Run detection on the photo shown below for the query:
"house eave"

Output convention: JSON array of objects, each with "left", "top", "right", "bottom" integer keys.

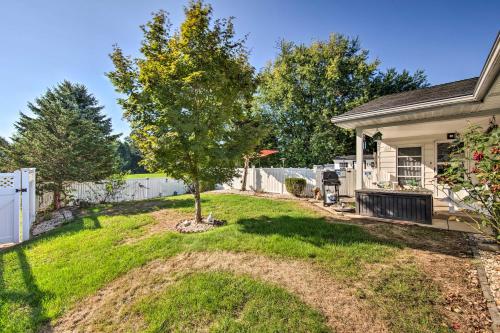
[
  {"left": 474, "top": 32, "right": 500, "bottom": 100},
  {"left": 332, "top": 32, "right": 500, "bottom": 130},
  {"left": 331, "top": 95, "right": 476, "bottom": 129}
]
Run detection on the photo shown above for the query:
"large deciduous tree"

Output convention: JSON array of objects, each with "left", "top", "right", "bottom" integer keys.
[
  {"left": 107, "top": 1, "right": 257, "bottom": 222},
  {"left": 257, "top": 36, "right": 427, "bottom": 167},
  {"left": 6, "top": 81, "right": 119, "bottom": 209}
]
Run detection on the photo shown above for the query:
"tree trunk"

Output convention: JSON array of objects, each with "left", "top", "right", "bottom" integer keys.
[
  {"left": 241, "top": 155, "right": 250, "bottom": 191},
  {"left": 193, "top": 179, "right": 202, "bottom": 223},
  {"left": 53, "top": 190, "right": 61, "bottom": 210}
]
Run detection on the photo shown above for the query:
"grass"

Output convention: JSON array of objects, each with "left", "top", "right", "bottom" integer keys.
[
  {"left": 136, "top": 272, "right": 329, "bottom": 333},
  {"left": 372, "top": 265, "right": 450, "bottom": 333},
  {"left": 0, "top": 193, "right": 452, "bottom": 332},
  {"left": 124, "top": 173, "right": 166, "bottom": 179}
]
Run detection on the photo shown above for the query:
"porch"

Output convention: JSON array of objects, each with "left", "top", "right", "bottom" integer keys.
[
  {"left": 317, "top": 196, "right": 487, "bottom": 234},
  {"left": 349, "top": 113, "right": 496, "bottom": 231},
  {"left": 356, "top": 114, "right": 494, "bottom": 196}
]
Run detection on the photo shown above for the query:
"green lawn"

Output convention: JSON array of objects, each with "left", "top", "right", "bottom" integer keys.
[
  {"left": 0, "top": 194, "right": 453, "bottom": 332},
  {"left": 124, "top": 173, "right": 166, "bottom": 179},
  {"left": 137, "top": 272, "right": 329, "bottom": 333}
]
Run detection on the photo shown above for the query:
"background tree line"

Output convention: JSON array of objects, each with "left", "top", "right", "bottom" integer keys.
[
  {"left": 0, "top": 1, "right": 428, "bottom": 213},
  {"left": 255, "top": 36, "right": 427, "bottom": 168}
]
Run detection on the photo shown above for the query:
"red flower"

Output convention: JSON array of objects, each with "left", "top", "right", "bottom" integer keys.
[
  {"left": 473, "top": 151, "right": 484, "bottom": 161},
  {"left": 491, "top": 147, "right": 500, "bottom": 154}
]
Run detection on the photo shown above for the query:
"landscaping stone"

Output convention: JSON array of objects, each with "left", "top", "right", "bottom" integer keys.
[
  {"left": 32, "top": 208, "right": 75, "bottom": 236},
  {"left": 469, "top": 235, "right": 500, "bottom": 332},
  {"left": 175, "top": 218, "right": 225, "bottom": 233},
  {"left": 480, "top": 250, "right": 500, "bottom": 308}
]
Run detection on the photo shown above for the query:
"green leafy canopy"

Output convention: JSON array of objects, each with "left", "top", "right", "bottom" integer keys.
[
  {"left": 107, "top": 1, "right": 260, "bottom": 187},
  {"left": 257, "top": 36, "right": 427, "bottom": 167}
]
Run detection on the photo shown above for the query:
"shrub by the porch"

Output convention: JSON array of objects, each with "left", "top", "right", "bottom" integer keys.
[
  {"left": 438, "top": 122, "right": 499, "bottom": 238},
  {"left": 285, "top": 178, "right": 306, "bottom": 196}
]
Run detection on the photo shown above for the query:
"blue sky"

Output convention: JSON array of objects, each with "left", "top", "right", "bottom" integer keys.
[{"left": 0, "top": 0, "right": 499, "bottom": 139}]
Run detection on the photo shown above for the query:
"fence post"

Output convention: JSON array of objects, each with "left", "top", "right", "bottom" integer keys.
[
  {"left": 281, "top": 168, "right": 287, "bottom": 194},
  {"left": 13, "top": 170, "right": 21, "bottom": 243},
  {"left": 251, "top": 167, "right": 255, "bottom": 190},
  {"left": 252, "top": 167, "right": 256, "bottom": 191},
  {"left": 20, "top": 169, "right": 31, "bottom": 241},
  {"left": 28, "top": 169, "right": 36, "bottom": 228}
]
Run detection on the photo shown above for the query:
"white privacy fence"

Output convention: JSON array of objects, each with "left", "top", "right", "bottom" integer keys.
[
  {"left": 0, "top": 168, "right": 36, "bottom": 244},
  {"left": 37, "top": 177, "right": 187, "bottom": 212},
  {"left": 35, "top": 167, "right": 363, "bottom": 212},
  {"left": 224, "top": 167, "right": 357, "bottom": 197}
]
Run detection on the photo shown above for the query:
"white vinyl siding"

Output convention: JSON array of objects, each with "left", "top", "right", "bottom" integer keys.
[{"left": 377, "top": 135, "right": 446, "bottom": 194}]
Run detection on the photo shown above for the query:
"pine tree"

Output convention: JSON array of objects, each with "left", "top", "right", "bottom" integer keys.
[
  {"left": 0, "top": 137, "right": 10, "bottom": 172},
  {"left": 7, "top": 81, "right": 120, "bottom": 208}
]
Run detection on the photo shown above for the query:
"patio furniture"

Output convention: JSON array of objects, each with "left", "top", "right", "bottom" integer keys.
[{"left": 355, "top": 189, "right": 433, "bottom": 224}]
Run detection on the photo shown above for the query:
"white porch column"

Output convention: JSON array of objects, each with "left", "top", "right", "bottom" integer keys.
[{"left": 355, "top": 128, "right": 364, "bottom": 190}]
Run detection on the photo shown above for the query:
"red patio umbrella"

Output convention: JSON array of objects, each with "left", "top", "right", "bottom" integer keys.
[{"left": 258, "top": 149, "right": 279, "bottom": 157}]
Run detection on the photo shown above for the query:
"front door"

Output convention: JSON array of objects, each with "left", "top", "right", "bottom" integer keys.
[{"left": 434, "top": 141, "right": 453, "bottom": 198}]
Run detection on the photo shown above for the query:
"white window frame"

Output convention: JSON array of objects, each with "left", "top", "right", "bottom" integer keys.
[
  {"left": 396, "top": 145, "right": 423, "bottom": 186},
  {"left": 339, "top": 161, "right": 349, "bottom": 169}
]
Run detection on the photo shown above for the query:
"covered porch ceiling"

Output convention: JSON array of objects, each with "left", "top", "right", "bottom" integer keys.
[{"left": 363, "top": 113, "right": 495, "bottom": 139}]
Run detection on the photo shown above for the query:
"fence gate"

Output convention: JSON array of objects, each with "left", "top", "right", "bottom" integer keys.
[{"left": 0, "top": 169, "right": 36, "bottom": 244}]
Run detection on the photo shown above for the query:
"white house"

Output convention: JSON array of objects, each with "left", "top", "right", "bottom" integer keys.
[
  {"left": 332, "top": 33, "right": 500, "bottom": 202},
  {"left": 332, "top": 154, "right": 375, "bottom": 171}
]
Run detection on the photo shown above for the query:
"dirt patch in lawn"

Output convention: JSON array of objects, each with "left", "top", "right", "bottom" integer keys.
[
  {"left": 364, "top": 222, "right": 471, "bottom": 256},
  {"left": 149, "top": 209, "right": 191, "bottom": 233},
  {"left": 302, "top": 200, "right": 491, "bottom": 331},
  {"left": 300, "top": 200, "right": 471, "bottom": 256},
  {"left": 119, "top": 210, "right": 192, "bottom": 244},
  {"left": 407, "top": 249, "right": 492, "bottom": 332},
  {"left": 46, "top": 251, "right": 388, "bottom": 333}
]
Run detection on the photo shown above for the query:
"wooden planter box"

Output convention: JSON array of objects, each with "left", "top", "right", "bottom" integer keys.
[{"left": 355, "top": 189, "right": 433, "bottom": 224}]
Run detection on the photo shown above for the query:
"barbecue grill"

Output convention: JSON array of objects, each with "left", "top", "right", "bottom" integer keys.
[{"left": 322, "top": 170, "right": 341, "bottom": 206}]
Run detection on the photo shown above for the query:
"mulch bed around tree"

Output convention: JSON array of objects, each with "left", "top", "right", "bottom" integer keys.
[{"left": 175, "top": 218, "right": 226, "bottom": 233}]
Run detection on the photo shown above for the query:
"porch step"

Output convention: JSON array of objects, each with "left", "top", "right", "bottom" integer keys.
[{"left": 433, "top": 210, "right": 481, "bottom": 224}]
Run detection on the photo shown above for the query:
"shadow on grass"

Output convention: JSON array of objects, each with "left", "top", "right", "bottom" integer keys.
[
  {"left": 2, "top": 197, "right": 197, "bottom": 252},
  {"left": 80, "top": 197, "right": 195, "bottom": 217},
  {"left": 236, "top": 215, "right": 396, "bottom": 248},
  {"left": 0, "top": 247, "right": 51, "bottom": 331}
]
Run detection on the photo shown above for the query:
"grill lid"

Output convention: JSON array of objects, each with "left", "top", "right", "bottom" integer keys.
[
  {"left": 322, "top": 170, "right": 341, "bottom": 185},
  {"left": 322, "top": 171, "right": 339, "bottom": 181}
]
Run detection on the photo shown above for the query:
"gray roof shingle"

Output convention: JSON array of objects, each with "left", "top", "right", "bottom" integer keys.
[{"left": 345, "top": 77, "right": 478, "bottom": 116}]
